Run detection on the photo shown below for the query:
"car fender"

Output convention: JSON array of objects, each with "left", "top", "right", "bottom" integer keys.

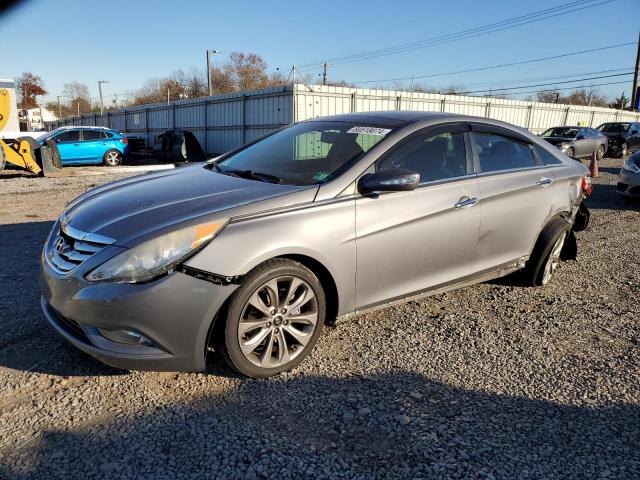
[{"left": 184, "top": 198, "right": 357, "bottom": 316}]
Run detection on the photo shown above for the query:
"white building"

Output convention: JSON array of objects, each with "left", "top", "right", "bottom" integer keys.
[{"left": 19, "top": 106, "right": 57, "bottom": 131}]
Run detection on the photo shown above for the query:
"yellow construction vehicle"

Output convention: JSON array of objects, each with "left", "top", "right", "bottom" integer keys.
[{"left": 0, "top": 87, "right": 64, "bottom": 176}]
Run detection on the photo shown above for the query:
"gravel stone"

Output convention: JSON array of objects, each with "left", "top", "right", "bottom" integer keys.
[{"left": 0, "top": 158, "right": 639, "bottom": 479}]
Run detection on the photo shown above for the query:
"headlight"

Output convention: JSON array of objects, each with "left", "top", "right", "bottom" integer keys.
[
  {"left": 86, "top": 220, "right": 227, "bottom": 283},
  {"left": 622, "top": 158, "right": 640, "bottom": 174}
]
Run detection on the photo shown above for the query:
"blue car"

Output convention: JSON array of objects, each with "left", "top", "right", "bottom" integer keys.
[{"left": 38, "top": 127, "right": 129, "bottom": 166}]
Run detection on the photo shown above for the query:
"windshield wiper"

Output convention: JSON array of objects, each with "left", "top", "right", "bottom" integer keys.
[{"left": 216, "top": 167, "right": 282, "bottom": 184}]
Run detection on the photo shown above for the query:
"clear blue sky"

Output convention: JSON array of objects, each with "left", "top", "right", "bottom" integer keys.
[{"left": 1, "top": 0, "right": 638, "bottom": 104}]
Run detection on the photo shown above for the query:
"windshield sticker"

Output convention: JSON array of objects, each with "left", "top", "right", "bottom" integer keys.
[{"left": 347, "top": 126, "right": 392, "bottom": 136}]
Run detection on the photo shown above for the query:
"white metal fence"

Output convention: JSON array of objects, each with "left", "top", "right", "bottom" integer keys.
[{"left": 47, "top": 84, "right": 640, "bottom": 155}]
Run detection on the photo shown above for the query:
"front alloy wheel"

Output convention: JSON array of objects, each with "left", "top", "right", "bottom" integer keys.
[
  {"left": 596, "top": 144, "right": 605, "bottom": 161},
  {"left": 216, "top": 259, "right": 326, "bottom": 378},
  {"left": 239, "top": 276, "right": 318, "bottom": 368}
]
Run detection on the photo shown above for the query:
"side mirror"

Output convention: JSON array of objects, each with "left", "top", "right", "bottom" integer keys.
[{"left": 358, "top": 168, "right": 420, "bottom": 194}]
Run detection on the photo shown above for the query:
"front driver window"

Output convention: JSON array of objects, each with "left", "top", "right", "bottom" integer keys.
[
  {"left": 377, "top": 131, "right": 467, "bottom": 183},
  {"left": 54, "top": 130, "right": 80, "bottom": 143}
]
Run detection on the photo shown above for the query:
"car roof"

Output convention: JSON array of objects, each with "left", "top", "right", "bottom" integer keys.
[
  {"left": 57, "top": 126, "right": 113, "bottom": 130},
  {"left": 305, "top": 111, "right": 476, "bottom": 128}
]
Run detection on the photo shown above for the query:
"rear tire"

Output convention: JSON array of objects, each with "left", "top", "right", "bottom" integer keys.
[
  {"left": 565, "top": 147, "right": 575, "bottom": 158},
  {"left": 217, "top": 258, "right": 326, "bottom": 378},
  {"left": 103, "top": 149, "right": 122, "bottom": 167},
  {"left": 521, "top": 218, "right": 571, "bottom": 287}
]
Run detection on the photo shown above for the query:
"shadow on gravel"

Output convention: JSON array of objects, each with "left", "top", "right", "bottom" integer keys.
[
  {"left": 586, "top": 183, "right": 640, "bottom": 211},
  {"left": 1, "top": 373, "right": 638, "bottom": 479},
  {"left": 0, "top": 221, "right": 124, "bottom": 377}
]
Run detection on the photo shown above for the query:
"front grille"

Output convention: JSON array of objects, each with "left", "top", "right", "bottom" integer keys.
[{"left": 46, "top": 217, "right": 115, "bottom": 273}]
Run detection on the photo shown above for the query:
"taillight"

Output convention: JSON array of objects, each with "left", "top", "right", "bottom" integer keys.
[
  {"left": 581, "top": 175, "right": 593, "bottom": 196},
  {"left": 119, "top": 138, "right": 129, "bottom": 145}
]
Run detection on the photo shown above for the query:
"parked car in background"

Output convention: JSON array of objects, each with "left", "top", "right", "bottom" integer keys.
[
  {"left": 596, "top": 122, "right": 640, "bottom": 158},
  {"left": 617, "top": 151, "right": 640, "bottom": 199},
  {"left": 540, "top": 126, "right": 608, "bottom": 160},
  {"left": 38, "top": 126, "right": 129, "bottom": 166},
  {"left": 40, "top": 112, "right": 592, "bottom": 378}
]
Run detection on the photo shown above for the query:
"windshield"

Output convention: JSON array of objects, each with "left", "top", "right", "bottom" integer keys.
[
  {"left": 39, "top": 128, "right": 65, "bottom": 141},
  {"left": 597, "top": 123, "right": 630, "bottom": 133},
  {"left": 212, "top": 121, "right": 392, "bottom": 185},
  {"left": 542, "top": 127, "right": 578, "bottom": 138}
]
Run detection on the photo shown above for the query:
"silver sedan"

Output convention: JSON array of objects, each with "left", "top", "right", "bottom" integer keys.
[{"left": 40, "top": 112, "right": 591, "bottom": 378}]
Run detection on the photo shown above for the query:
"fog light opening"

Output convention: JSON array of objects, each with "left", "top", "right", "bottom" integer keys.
[{"left": 97, "top": 328, "right": 154, "bottom": 346}]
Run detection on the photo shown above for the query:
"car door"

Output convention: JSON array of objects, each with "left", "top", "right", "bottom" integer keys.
[
  {"left": 575, "top": 128, "right": 591, "bottom": 157},
  {"left": 79, "top": 129, "right": 105, "bottom": 163},
  {"left": 52, "top": 130, "right": 82, "bottom": 164},
  {"left": 354, "top": 124, "right": 482, "bottom": 309},
  {"left": 629, "top": 123, "right": 640, "bottom": 150},
  {"left": 469, "top": 126, "right": 556, "bottom": 271}
]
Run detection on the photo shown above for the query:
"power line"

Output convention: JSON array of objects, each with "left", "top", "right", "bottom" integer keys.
[
  {"left": 483, "top": 79, "right": 631, "bottom": 97},
  {"left": 456, "top": 72, "right": 634, "bottom": 95},
  {"left": 297, "top": 0, "right": 615, "bottom": 70},
  {"left": 349, "top": 42, "right": 636, "bottom": 85},
  {"left": 425, "top": 67, "right": 632, "bottom": 90}
]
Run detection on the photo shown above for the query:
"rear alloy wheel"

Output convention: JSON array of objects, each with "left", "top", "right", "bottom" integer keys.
[
  {"left": 217, "top": 259, "right": 325, "bottom": 378},
  {"left": 596, "top": 144, "right": 605, "bottom": 161},
  {"left": 541, "top": 232, "right": 567, "bottom": 285},
  {"left": 103, "top": 149, "right": 122, "bottom": 167},
  {"left": 520, "top": 218, "right": 571, "bottom": 287}
]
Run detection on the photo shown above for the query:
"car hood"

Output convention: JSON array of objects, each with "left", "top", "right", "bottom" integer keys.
[
  {"left": 63, "top": 164, "right": 316, "bottom": 246},
  {"left": 542, "top": 137, "right": 574, "bottom": 145},
  {"left": 599, "top": 132, "right": 625, "bottom": 139}
]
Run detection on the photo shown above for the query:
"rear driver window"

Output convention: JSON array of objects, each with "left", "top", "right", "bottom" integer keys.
[{"left": 472, "top": 133, "right": 535, "bottom": 173}]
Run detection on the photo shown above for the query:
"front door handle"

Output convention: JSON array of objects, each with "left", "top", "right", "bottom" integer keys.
[
  {"left": 536, "top": 177, "right": 553, "bottom": 187},
  {"left": 454, "top": 196, "right": 479, "bottom": 209}
]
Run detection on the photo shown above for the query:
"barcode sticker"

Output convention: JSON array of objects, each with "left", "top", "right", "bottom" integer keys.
[{"left": 347, "top": 126, "right": 392, "bottom": 136}]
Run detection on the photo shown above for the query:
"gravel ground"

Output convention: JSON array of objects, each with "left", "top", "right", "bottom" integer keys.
[{"left": 0, "top": 159, "right": 638, "bottom": 479}]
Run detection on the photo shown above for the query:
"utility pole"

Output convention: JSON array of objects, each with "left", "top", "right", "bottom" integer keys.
[
  {"left": 632, "top": 31, "right": 640, "bottom": 111},
  {"left": 98, "top": 80, "right": 110, "bottom": 115},
  {"left": 322, "top": 62, "right": 328, "bottom": 86},
  {"left": 207, "top": 49, "right": 221, "bottom": 97},
  {"left": 56, "top": 95, "right": 62, "bottom": 118}
]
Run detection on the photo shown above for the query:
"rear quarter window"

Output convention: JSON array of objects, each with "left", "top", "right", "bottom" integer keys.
[{"left": 534, "top": 145, "right": 562, "bottom": 165}]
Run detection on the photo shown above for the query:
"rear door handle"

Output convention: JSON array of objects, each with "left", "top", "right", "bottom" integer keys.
[
  {"left": 536, "top": 177, "right": 553, "bottom": 187},
  {"left": 454, "top": 196, "right": 479, "bottom": 209}
]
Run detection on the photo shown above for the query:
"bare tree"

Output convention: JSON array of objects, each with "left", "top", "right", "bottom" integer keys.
[
  {"left": 535, "top": 88, "right": 609, "bottom": 107},
  {"left": 16, "top": 72, "right": 47, "bottom": 109},
  {"left": 62, "top": 81, "right": 92, "bottom": 114}
]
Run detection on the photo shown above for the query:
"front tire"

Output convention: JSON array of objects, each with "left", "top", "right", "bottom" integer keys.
[
  {"left": 217, "top": 259, "right": 326, "bottom": 378},
  {"left": 521, "top": 218, "right": 571, "bottom": 287},
  {"left": 565, "top": 147, "right": 575, "bottom": 158},
  {"left": 596, "top": 144, "right": 605, "bottom": 161},
  {"left": 103, "top": 149, "right": 123, "bottom": 167}
]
